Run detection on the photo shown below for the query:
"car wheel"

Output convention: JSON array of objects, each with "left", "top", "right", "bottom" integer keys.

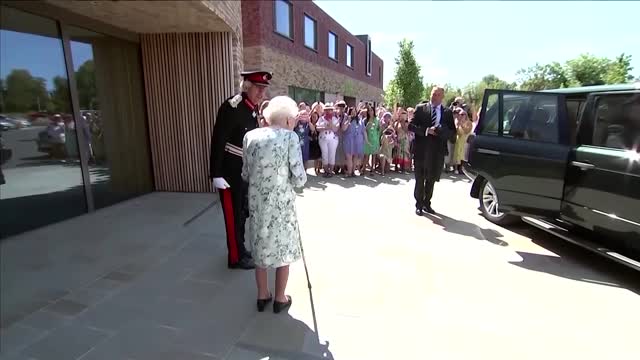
[{"left": 479, "top": 179, "right": 518, "bottom": 225}]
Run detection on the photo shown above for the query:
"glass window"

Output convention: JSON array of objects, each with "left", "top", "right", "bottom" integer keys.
[
  {"left": 593, "top": 94, "right": 640, "bottom": 150},
  {"left": 67, "top": 26, "right": 153, "bottom": 209},
  {"left": 328, "top": 32, "right": 337, "bottom": 60},
  {"left": 0, "top": 6, "right": 86, "bottom": 238},
  {"left": 480, "top": 93, "right": 499, "bottom": 135},
  {"left": 502, "top": 93, "right": 559, "bottom": 143},
  {"left": 346, "top": 44, "right": 353, "bottom": 68},
  {"left": 367, "top": 39, "right": 372, "bottom": 76},
  {"left": 274, "top": 0, "right": 292, "bottom": 38},
  {"left": 288, "top": 86, "right": 321, "bottom": 106},
  {"left": 304, "top": 15, "right": 316, "bottom": 50}
]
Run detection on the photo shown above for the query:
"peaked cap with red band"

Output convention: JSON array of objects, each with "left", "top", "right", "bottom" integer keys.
[{"left": 241, "top": 70, "right": 273, "bottom": 87}]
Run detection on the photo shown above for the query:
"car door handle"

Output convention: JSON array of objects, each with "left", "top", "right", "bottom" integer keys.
[
  {"left": 477, "top": 148, "right": 500, "bottom": 155},
  {"left": 571, "top": 161, "right": 595, "bottom": 170}
]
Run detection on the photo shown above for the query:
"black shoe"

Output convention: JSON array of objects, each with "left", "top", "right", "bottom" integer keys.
[
  {"left": 423, "top": 206, "right": 435, "bottom": 214},
  {"left": 257, "top": 294, "right": 272, "bottom": 312},
  {"left": 273, "top": 295, "right": 292, "bottom": 314},
  {"left": 228, "top": 257, "right": 255, "bottom": 270},
  {"left": 415, "top": 207, "right": 423, "bottom": 216}
]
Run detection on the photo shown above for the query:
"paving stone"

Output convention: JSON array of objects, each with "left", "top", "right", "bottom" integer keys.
[
  {"left": 102, "top": 271, "right": 136, "bottom": 283},
  {"left": 44, "top": 299, "right": 88, "bottom": 317},
  {"left": 18, "top": 310, "right": 72, "bottom": 332},
  {"left": 0, "top": 325, "right": 46, "bottom": 357},
  {"left": 22, "top": 324, "right": 109, "bottom": 360},
  {"left": 62, "top": 288, "right": 112, "bottom": 308},
  {"left": 84, "top": 278, "right": 124, "bottom": 292}
]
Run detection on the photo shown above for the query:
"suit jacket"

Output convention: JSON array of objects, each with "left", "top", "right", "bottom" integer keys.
[
  {"left": 209, "top": 92, "right": 260, "bottom": 182},
  {"left": 409, "top": 102, "right": 455, "bottom": 178}
]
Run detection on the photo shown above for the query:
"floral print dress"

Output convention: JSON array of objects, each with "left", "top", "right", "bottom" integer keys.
[{"left": 241, "top": 127, "right": 307, "bottom": 268}]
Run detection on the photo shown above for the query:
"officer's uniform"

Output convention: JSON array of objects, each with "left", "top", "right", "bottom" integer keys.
[{"left": 209, "top": 70, "right": 272, "bottom": 269}]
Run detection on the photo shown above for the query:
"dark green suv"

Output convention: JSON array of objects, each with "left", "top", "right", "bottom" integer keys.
[{"left": 465, "top": 83, "right": 640, "bottom": 270}]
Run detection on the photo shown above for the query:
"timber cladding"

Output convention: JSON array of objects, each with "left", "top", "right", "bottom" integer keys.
[{"left": 141, "top": 33, "right": 235, "bottom": 193}]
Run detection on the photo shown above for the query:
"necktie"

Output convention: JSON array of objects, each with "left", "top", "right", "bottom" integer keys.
[{"left": 431, "top": 105, "right": 438, "bottom": 126}]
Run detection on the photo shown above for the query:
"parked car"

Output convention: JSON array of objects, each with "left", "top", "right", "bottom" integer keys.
[
  {"left": 0, "top": 118, "right": 17, "bottom": 131},
  {"left": 464, "top": 83, "right": 640, "bottom": 270},
  {"left": 0, "top": 115, "right": 31, "bottom": 128}
]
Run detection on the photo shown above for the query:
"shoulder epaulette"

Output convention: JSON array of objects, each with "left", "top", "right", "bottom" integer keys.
[{"left": 228, "top": 94, "right": 242, "bottom": 108}]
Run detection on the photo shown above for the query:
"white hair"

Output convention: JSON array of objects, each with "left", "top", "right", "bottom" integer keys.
[{"left": 263, "top": 96, "right": 298, "bottom": 126}]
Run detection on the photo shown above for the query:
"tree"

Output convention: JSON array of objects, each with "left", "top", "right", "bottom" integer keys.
[
  {"left": 390, "top": 39, "right": 424, "bottom": 108},
  {"left": 605, "top": 53, "right": 634, "bottom": 84},
  {"left": 4, "top": 69, "right": 49, "bottom": 112},
  {"left": 383, "top": 78, "right": 400, "bottom": 107},
  {"left": 566, "top": 53, "right": 610, "bottom": 86},
  {"left": 75, "top": 60, "right": 98, "bottom": 109},
  {"left": 49, "top": 76, "right": 71, "bottom": 113},
  {"left": 517, "top": 62, "right": 571, "bottom": 91}
]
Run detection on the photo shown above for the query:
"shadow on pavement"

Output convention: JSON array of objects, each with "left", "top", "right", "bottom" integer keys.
[
  {"left": 235, "top": 312, "right": 334, "bottom": 359},
  {"left": 424, "top": 212, "right": 509, "bottom": 247},
  {"left": 507, "top": 224, "right": 640, "bottom": 295}
]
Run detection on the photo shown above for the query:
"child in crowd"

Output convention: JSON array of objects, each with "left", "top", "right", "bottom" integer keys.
[{"left": 379, "top": 125, "right": 396, "bottom": 176}]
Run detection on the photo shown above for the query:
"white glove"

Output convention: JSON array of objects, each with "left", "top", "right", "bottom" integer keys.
[{"left": 212, "top": 177, "right": 230, "bottom": 189}]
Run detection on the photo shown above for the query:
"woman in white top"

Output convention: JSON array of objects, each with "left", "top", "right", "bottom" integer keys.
[{"left": 314, "top": 103, "right": 341, "bottom": 177}]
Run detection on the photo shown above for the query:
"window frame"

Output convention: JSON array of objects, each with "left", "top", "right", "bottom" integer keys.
[
  {"left": 273, "top": 0, "right": 293, "bottom": 41},
  {"left": 366, "top": 39, "right": 372, "bottom": 76},
  {"left": 346, "top": 43, "right": 354, "bottom": 69},
  {"left": 328, "top": 31, "right": 338, "bottom": 61},
  {"left": 303, "top": 13, "right": 317, "bottom": 51}
]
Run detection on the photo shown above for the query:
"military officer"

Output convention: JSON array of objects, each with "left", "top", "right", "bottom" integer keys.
[{"left": 210, "top": 70, "right": 272, "bottom": 270}]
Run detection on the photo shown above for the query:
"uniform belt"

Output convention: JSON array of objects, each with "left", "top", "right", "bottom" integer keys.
[{"left": 224, "top": 143, "right": 243, "bottom": 158}]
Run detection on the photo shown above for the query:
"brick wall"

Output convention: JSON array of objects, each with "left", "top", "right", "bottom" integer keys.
[
  {"left": 242, "top": 0, "right": 383, "bottom": 91},
  {"left": 244, "top": 45, "right": 383, "bottom": 104}
]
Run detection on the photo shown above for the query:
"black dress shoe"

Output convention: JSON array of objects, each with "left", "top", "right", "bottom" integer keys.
[
  {"left": 257, "top": 294, "right": 272, "bottom": 312},
  {"left": 415, "top": 208, "right": 423, "bottom": 216},
  {"left": 423, "top": 206, "right": 436, "bottom": 214},
  {"left": 273, "top": 295, "right": 292, "bottom": 313},
  {"left": 228, "top": 257, "right": 255, "bottom": 270}
]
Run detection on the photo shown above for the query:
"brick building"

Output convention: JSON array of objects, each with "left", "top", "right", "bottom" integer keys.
[{"left": 242, "top": 0, "right": 384, "bottom": 107}]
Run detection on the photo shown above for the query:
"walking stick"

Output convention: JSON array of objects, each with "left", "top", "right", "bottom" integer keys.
[{"left": 297, "top": 222, "right": 319, "bottom": 341}]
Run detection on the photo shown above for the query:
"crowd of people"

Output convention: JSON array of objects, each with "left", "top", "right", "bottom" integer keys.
[
  {"left": 210, "top": 71, "right": 480, "bottom": 314},
  {"left": 256, "top": 96, "right": 478, "bottom": 179}
]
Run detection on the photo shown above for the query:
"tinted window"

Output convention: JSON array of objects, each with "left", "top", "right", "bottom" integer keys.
[
  {"left": 304, "top": 15, "right": 316, "bottom": 50},
  {"left": 0, "top": 6, "right": 86, "bottom": 238},
  {"left": 328, "top": 32, "right": 337, "bottom": 60},
  {"left": 480, "top": 93, "right": 499, "bottom": 135},
  {"left": 68, "top": 26, "right": 152, "bottom": 209},
  {"left": 346, "top": 44, "right": 353, "bottom": 68},
  {"left": 503, "top": 93, "right": 559, "bottom": 143},
  {"left": 593, "top": 93, "right": 640, "bottom": 150},
  {"left": 274, "top": 0, "right": 292, "bottom": 38}
]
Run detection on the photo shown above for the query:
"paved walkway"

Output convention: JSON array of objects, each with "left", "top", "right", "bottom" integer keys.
[{"left": 1, "top": 172, "right": 638, "bottom": 359}]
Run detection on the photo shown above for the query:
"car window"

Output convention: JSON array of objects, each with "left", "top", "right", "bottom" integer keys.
[
  {"left": 479, "top": 93, "right": 499, "bottom": 135},
  {"left": 593, "top": 93, "right": 640, "bottom": 151},
  {"left": 501, "top": 93, "right": 559, "bottom": 144}
]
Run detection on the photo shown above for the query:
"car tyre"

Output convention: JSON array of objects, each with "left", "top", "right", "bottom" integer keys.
[{"left": 479, "top": 179, "right": 519, "bottom": 226}]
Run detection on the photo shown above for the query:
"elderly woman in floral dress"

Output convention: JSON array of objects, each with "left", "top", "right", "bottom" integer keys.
[{"left": 242, "top": 96, "right": 307, "bottom": 314}]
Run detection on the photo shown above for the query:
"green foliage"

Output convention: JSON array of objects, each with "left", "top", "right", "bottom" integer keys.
[
  {"left": 383, "top": 50, "right": 637, "bottom": 114},
  {"left": 391, "top": 39, "right": 424, "bottom": 108},
  {"left": 517, "top": 62, "right": 572, "bottom": 91},
  {"left": 76, "top": 60, "right": 98, "bottom": 109},
  {"left": 3, "top": 69, "right": 49, "bottom": 112},
  {"left": 518, "top": 53, "right": 635, "bottom": 90}
]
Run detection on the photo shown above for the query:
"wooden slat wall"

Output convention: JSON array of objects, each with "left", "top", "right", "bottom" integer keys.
[{"left": 141, "top": 32, "right": 234, "bottom": 193}]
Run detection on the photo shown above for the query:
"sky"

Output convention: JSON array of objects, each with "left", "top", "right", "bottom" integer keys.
[
  {"left": 1, "top": 29, "right": 93, "bottom": 90},
  {"left": 314, "top": 0, "right": 640, "bottom": 89}
]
